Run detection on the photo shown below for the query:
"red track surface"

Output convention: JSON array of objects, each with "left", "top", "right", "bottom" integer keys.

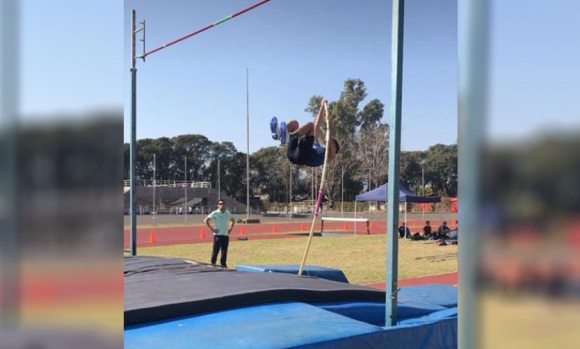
[{"left": 123, "top": 221, "right": 378, "bottom": 248}]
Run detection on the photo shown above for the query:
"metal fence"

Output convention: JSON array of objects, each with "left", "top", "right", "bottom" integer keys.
[{"left": 123, "top": 180, "right": 211, "bottom": 188}]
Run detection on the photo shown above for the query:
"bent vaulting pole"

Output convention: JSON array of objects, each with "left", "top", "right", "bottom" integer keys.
[
  {"left": 299, "top": 102, "right": 331, "bottom": 276},
  {"left": 137, "top": 0, "right": 272, "bottom": 60}
]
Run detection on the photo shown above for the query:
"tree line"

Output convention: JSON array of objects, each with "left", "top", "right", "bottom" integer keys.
[{"left": 123, "top": 79, "right": 458, "bottom": 203}]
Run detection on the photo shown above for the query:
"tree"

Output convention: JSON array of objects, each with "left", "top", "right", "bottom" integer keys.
[
  {"left": 172, "top": 134, "right": 213, "bottom": 181},
  {"left": 151, "top": 137, "right": 176, "bottom": 181},
  {"left": 424, "top": 144, "right": 458, "bottom": 197},
  {"left": 360, "top": 99, "right": 384, "bottom": 130},
  {"left": 356, "top": 123, "right": 390, "bottom": 190},
  {"left": 205, "top": 142, "right": 246, "bottom": 198},
  {"left": 134, "top": 138, "right": 155, "bottom": 180},
  {"left": 250, "top": 146, "right": 287, "bottom": 202},
  {"left": 400, "top": 151, "right": 426, "bottom": 194},
  {"left": 339, "top": 79, "right": 367, "bottom": 136}
]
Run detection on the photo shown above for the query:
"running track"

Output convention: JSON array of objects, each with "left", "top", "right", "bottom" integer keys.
[{"left": 124, "top": 221, "right": 383, "bottom": 248}]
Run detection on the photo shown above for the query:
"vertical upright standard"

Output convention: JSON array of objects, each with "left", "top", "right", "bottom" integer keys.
[
  {"left": 386, "top": 0, "right": 405, "bottom": 326},
  {"left": 459, "top": 0, "right": 488, "bottom": 346},
  {"left": 0, "top": 0, "right": 20, "bottom": 326},
  {"left": 129, "top": 9, "right": 139, "bottom": 256},
  {"left": 127, "top": 1, "right": 270, "bottom": 255}
]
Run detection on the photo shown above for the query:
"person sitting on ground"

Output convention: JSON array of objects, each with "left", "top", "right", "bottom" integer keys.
[
  {"left": 398, "top": 222, "right": 411, "bottom": 238},
  {"left": 447, "top": 221, "right": 458, "bottom": 244},
  {"left": 435, "top": 221, "right": 450, "bottom": 240},
  {"left": 270, "top": 98, "right": 340, "bottom": 167},
  {"left": 423, "top": 220, "right": 433, "bottom": 239},
  {"left": 435, "top": 221, "right": 459, "bottom": 245},
  {"left": 437, "top": 229, "right": 458, "bottom": 246},
  {"left": 448, "top": 228, "right": 458, "bottom": 240}
]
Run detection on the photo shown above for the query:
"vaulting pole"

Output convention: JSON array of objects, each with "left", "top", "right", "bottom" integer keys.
[{"left": 298, "top": 102, "right": 331, "bottom": 275}]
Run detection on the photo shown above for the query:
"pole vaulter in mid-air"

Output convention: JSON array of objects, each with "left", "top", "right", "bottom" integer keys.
[{"left": 270, "top": 99, "right": 338, "bottom": 275}]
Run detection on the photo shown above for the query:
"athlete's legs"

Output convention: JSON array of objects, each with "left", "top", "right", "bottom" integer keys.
[
  {"left": 295, "top": 122, "right": 314, "bottom": 136},
  {"left": 286, "top": 120, "right": 299, "bottom": 133}
]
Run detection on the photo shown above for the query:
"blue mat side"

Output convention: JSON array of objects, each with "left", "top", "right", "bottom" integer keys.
[
  {"left": 315, "top": 301, "right": 448, "bottom": 326},
  {"left": 235, "top": 264, "right": 349, "bottom": 283},
  {"left": 399, "top": 307, "right": 458, "bottom": 325},
  {"left": 314, "top": 284, "right": 457, "bottom": 326},
  {"left": 124, "top": 302, "right": 382, "bottom": 349},
  {"left": 315, "top": 302, "right": 386, "bottom": 326},
  {"left": 397, "top": 283, "right": 457, "bottom": 307},
  {"left": 295, "top": 317, "right": 457, "bottom": 349},
  {"left": 383, "top": 317, "right": 458, "bottom": 349}
]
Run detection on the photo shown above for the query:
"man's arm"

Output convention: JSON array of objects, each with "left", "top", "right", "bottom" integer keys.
[
  {"left": 313, "top": 98, "right": 327, "bottom": 144},
  {"left": 324, "top": 102, "right": 336, "bottom": 162},
  {"left": 204, "top": 216, "right": 215, "bottom": 234},
  {"left": 228, "top": 216, "right": 235, "bottom": 234}
]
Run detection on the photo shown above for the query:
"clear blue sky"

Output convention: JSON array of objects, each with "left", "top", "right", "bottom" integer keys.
[
  {"left": 19, "top": 1, "right": 123, "bottom": 116},
  {"left": 16, "top": 1, "right": 579, "bottom": 152},
  {"left": 486, "top": 0, "right": 580, "bottom": 143}
]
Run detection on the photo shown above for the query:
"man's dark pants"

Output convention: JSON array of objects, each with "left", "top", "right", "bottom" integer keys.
[{"left": 211, "top": 235, "right": 229, "bottom": 267}]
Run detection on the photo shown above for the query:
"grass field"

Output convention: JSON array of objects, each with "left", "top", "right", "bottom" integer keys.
[{"left": 136, "top": 235, "right": 458, "bottom": 285}]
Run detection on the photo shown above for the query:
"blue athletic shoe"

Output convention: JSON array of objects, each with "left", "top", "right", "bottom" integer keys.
[
  {"left": 279, "top": 121, "right": 287, "bottom": 144},
  {"left": 270, "top": 117, "right": 279, "bottom": 140}
]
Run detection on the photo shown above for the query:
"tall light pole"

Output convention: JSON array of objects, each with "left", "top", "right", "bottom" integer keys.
[
  {"left": 153, "top": 154, "right": 156, "bottom": 219},
  {"left": 289, "top": 168, "right": 292, "bottom": 217},
  {"left": 422, "top": 167, "right": 425, "bottom": 196},
  {"left": 311, "top": 168, "right": 315, "bottom": 212},
  {"left": 341, "top": 165, "right": 345, "bottom": 217},
  {"left": 217, "top": 159, "right": 221, "bottom": 201},
  {"left": 421, "top": 166, "right": 425, "bottom": 219},
  {"left": 246, "top": 68, "right": 250, "bottom": 220},
  {"left": 420, "top": 159, "right": 426, "bottom": 219},
  {"left": 184, "top": 156, "right": 187, "bottom": 224}
]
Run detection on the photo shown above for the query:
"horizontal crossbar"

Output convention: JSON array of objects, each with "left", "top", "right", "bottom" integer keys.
[{"left": 321, "top": 217, "right": 369, "bottom": 222}]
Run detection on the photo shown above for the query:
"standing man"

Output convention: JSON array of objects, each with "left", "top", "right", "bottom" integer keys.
[{"left": 204, "top": 200, "right": 235, "bottom": 268}]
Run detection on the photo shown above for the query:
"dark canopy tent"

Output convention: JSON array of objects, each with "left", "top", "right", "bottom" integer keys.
[
  {"left": 355, "top": 182, "right": 441, "bottom": 203},
  {"left": 354, "top": 182, "right": 441, "bottom": 229}
]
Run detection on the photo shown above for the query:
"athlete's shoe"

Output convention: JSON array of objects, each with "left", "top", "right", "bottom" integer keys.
[
  {"left": 279, "top": 121, "right": 287, "bottom": 144},
  {"left": 270, "top": 117, "right": 279, "bottom": 140}
]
